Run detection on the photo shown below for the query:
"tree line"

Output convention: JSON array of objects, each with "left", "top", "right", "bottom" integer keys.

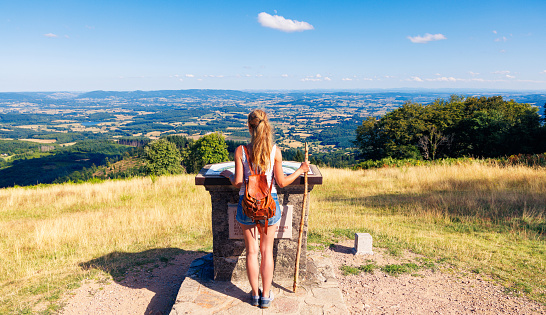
[
  {"left": 354, "top": 96, "right": 546, "bottom": 160},
  {"left": 144, "top": 133, "right": 231, "bottom": 176}
]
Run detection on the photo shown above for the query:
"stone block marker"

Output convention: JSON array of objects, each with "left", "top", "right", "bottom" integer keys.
[{"left": 354, "top": 233, "right": 373, "bottom": 255}]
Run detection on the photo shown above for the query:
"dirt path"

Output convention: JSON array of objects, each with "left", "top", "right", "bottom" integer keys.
[
  {"left": 58, "top": 252, "right": 204, "bottom": 315},
  {"left": 57, "top": 242, "right": 545, "bottom": 314}
]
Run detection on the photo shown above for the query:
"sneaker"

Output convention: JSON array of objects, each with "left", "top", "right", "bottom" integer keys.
[
  {"left": 260, "top": 290, "right": 274, "bottom": 309},
  {"left": 251, "top": 289, "right": 261, "bottom": 306}
]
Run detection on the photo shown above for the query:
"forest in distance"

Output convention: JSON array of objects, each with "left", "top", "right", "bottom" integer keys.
[{"left": 0, "top": 89, "right": 545, "bottom": 188}]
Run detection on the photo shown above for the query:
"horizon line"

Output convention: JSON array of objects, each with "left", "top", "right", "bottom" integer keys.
[{"left": 2, "top": 87, "right": 546, "bottom": 94}]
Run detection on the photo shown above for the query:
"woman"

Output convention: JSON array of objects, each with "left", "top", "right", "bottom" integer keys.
[{"left": 220, "top": 109, "right": 309, "bottom": 308}]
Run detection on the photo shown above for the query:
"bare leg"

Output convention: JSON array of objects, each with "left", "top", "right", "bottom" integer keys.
[
  {"left": 241, "top": 224, "right": 259, "bottom": 296},
  {"left": 259, "top": 224, "right": 278, "bottom": 298}
]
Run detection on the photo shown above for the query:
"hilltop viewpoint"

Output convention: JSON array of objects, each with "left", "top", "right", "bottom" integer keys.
[{"left": 1, "top": 162, "right": 545, "bottom": 314}]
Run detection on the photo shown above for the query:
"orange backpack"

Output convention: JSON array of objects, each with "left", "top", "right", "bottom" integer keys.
[{"left": 242, "top": 145, "right": 276, "bottom": 234}]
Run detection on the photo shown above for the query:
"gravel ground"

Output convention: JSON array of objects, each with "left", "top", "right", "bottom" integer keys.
[
  {"left": 56, "top": 241, "right": 545, "bottom": 314},
  {"left": 58, "top": 252, "right": 204, "bottom": 315},
  {"left": 328, "top": 240, "right": 546, "bottom": 315}
]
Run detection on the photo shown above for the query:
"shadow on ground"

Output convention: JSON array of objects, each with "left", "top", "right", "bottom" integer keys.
[
  {"left": 181, "top": 251, "right": 301, "bottom": 307},
  {"left": 182, "top": 253, "right": 250, "bottom": 305},
  {"left": 329, "top": 244, "right": 354, "bottom": 254},
  {"left": 80, "top": 247, "right": 207, "bottom": 315},
  {"left": 321, "top": 188, "right": 546, "bottom": 234}
]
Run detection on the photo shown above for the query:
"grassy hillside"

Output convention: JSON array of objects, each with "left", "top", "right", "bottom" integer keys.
[
  {"left": 1, "top": 163, "right": 545, "bottom": 313},
  {"left": 0, "top": 176, "right": 212, "bottom": 314},
  {"left": 313, "top": 165, "right": 545, "bottom": 301}
]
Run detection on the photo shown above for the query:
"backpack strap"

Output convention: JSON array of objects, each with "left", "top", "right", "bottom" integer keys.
[{"left": 243, "top": 145, "right": 255, "bottom": 176}]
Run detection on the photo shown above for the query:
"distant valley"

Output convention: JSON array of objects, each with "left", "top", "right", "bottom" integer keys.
[{"left": 1, "top": 89, "right": 544, "bottom": 153}]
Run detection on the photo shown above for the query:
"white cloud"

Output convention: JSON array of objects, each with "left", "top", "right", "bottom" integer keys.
[
  {"left": 257, "top": 12, "right": 314, "bottom": 33},
  {"left": 495, "top": 36, "right": 508, "bottom": 42},
  {"left": 401, "top": 74, "right": 537, "bottom": 84},
  {"left": 44, "top": 33, "right": 58, "bottom": 38},
  {"left": 407, "top": 33, "right": 446, "bottom": 44},
  {"left": 185, "top": 74, "right": 194, "bottom": 78},
  {"left": 301, "top": 74, "right": 331, "bottom": 82},
  {"left": 469, "top": 71, "right": 480, "bottom": 76},
  {"left": 342, "top": 78, "right": 353, "bottom": 81},
  {"left": 426, "top": 77, "right": 459, "bottom": 82},
  {"left": 85, "top": 25, "right": 95, "bottom": 30},
  {"left": 64, "top": 35, "right": 70, "bottom": 39},
  {"left": 493, "top": 30, "right": 497, "bottom": 34},
  {"left": 541, "top": 70, "right": 546, "bottom": 74},
  {"left": 281, "top": 74, "right": 289, "bottom": 78},
  {"left": 203, "top": 74, "right": 225, "bottom": 78}
]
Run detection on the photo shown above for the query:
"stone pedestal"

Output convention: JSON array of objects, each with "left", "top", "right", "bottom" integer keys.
[{"left": 195, "top": 163, "right": 322, "bottom": 281}]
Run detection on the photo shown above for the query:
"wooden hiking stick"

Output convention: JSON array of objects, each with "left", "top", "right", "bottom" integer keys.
[{"left": 293, "top": 142, "right": 309, "bottom": 293}]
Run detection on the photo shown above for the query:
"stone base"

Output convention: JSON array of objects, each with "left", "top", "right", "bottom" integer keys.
[
  {"left": 206, "top": 185, "right": 313, "bottom": 281},
  {"left": 171, "top": 251, "right": 349, "bottom": 315}
]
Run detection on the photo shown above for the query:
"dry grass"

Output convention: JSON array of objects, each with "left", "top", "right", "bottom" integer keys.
[
  {"left": 1, "top": 162, "right": 545, "bottom": 313},
  {"left": 18, "top": 139, "right": 57, "bottom": 144},
  {"left": 0, "top": 175, "right": 211, "bottom": 314},
  {"left": 311, "top": 164, "right": 546, "bottom": 303}
]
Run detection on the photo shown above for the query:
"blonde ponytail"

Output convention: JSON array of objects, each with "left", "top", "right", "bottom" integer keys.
[{"left": 247, "top": 109, "right": 273, "bottom": 173}]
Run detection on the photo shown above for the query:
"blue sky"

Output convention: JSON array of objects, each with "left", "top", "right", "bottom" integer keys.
[{"left": 1, "top": 0, "right": 545, "bottom": 91}]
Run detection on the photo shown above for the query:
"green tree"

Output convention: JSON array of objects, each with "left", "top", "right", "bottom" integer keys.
[
  {"left": 294, "top": 150, "right": 304, "bottom": 162},
  {"left": 354, "top": 117, "right": 386, "bottom": 160},
  {"left": 163, "top": 135, "right": 193, "bottom": 151},
  {"left": 448, "top": 97, "right": 541, "bottom": 157},
  {"left": 185, "top": 132, "right": 229, "bottom": 173},
  {"left": 355, "top": 95, "right": 543, "bottom": 160},
  {"left": 418, "top": 126, "right": 452, "bottom": 160},
  {"left": 144, "top": 139, "right": 183, "bottom": 176},
  {"left": 356, "top": 103, "right": 427, "bottom": 160}
]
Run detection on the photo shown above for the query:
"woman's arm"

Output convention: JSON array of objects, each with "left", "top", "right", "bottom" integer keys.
[
  {"left": 273, "top": 147, "right": 310, "bottom": 188},
  {"left": 220, "top": 145, "right": 244, "bottom": 188}
]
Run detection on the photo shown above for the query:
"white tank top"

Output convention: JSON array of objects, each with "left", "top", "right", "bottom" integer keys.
[{"left": 239, "top": 144, "right": 277, "bottom": 196}]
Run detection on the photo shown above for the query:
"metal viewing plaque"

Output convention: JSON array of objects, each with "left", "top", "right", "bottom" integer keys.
[
  {"left": 195, "top": 162, "right": 321, "bottom": 186},
  {"left": 204, "top": 161, "right": 313, "bottom": 176}
]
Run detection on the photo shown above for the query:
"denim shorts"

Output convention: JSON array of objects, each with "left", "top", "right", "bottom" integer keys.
[{"left": 237, "top": 193, "right": 282, "bottom": 226}]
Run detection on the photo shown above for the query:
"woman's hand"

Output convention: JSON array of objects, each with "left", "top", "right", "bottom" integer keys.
[
  {"left": 299, "top": 161, "right": 310, "bottom": 173},
  {"left": 220, "top": 170, "right": 233, "bottom": 178}
]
